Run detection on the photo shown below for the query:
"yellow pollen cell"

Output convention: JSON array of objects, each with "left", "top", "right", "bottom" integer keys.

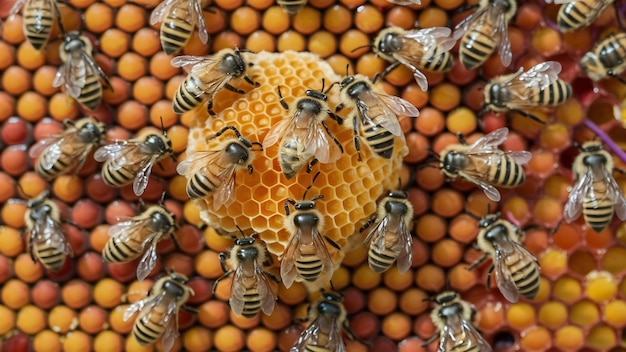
[
  {"left": 538, "top": 301, "right": 568, "bottom": 329},
  {"left": 506, "top": 303, "right": 536, "bottom": 331},
  {"left": 520, "top": 326, "right": 552, "bottom": 351},
  {"left": 538, "top": 248, "right": 568, "bottom": 279},
  {"left": 554, "top": 325, "right": 584, "bottom": 351},
  {"left": 570, "top": 300, "right": 600, "bottom": 328},
  {"left": 586, "top": 271, "right": 618, "bottom": 303},
  {"left": 603, "top": 300, "right": 626, "bottom": 328},
  {"left": 587, "top": 324, "right": 617, "bottom": 350}
]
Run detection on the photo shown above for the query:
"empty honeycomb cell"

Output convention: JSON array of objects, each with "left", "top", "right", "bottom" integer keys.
[
  {"left": 554, "top": 325, "right": 585, "bottom": 351},
  {"left": 571, "top": 299, "right": 601, "bottom": 328},
  {"left": 520, "top": 326, "right": 552, "bottom": 352},
  {"left": 585, "top": 226, "right": 613, "bottom": 251},
  {"left": 539, "top": 248, "right": 568, "bottom": 280},
  {"left": 568, "top": 249, "right": 596, "bottom": 277},
  {"left": 523, "top": 228, "right": 549, "bottom": 255},
  {"left": 93, "top": 331, "right": 123, "bottom": 352},
  {"left": 588, "top": 324, "right": 617, "bottom": 350},
  {"left": 538, "top": 301, "right": 568, "bottom": 329}
]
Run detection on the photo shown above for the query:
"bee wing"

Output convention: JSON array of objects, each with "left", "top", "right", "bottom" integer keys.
[
  {"left": 94, "top": 140, "right": 132, "bottom": 166},
  {"left": 364, "top": 216, "right": 388, "bottom": 247},
  {"left": 386, "top": 0, "right": 421, "bottom": 4},
  {"left": 311, "top": 228, "right": 335, "bottom": 285},
  {"left": 564, "top": 170, "right": 592, "bottom": 222},
  {"left": 54, "top": 62, "right": 84, "bottom": 98},
  {"left": 518, "top": 61, "right": 563, "bottom": 91},
  {"left": 212, "top": 162, "right": 238, "bottom": 209},
  {"left": 404, "top": 27, "right": 456, "bottom": 52},
  {"left": 150, "top": 0, "right": 178, "bottom": 25},
  {"left": 133, "top": 156, "right": 158, "bottom": 196},
  {"left": 108, "top": 219, "right": 143, "bottom": 241},
  {"left": 39, "top": 216, "right": 73, "bottom": 256},
  {"left": 509, "top": 150, "right": 532, "bottom": 165},
  {"left": 607, "top": 170, "right": 626, "bottom": 221},
  {"left": 309, "top": 119, "right": 342, "bottom": 164},
  {"left": 280, "top": 229, "right": 301, "bottom": 289},
  {"left": 136, "top": 236, "right": 161, "bottom": 281},
  {"left": 439, "top": 313, "right": 493, "bottom": 352},
  {"left": 9, "top": 0, "right": 26, "bottom": 16},
  {"left": 228, "top": 266, "right": 248, "bottom": 316},
  {"left": 29, "top": 136, "right": 64, "bottom": 170},
  {"left": 544, "top": 0, "right": 574, "bottom": 3},
  {"left": 493, "top": 240, "right": 531, "bottom": 303},
  {"left": 377, "top": 91, "right": 420, "bottom": 121},
  {"left": 467, "top": 127, "right": 509, "bottom": 152},
  {"left": 123, "top": 289, "right": 166, "bottom": 321},
  {"left": 160, "top": 299, "right": 183, "bottom": 352},
  {"left": 458, "top": 165, "right": 503, "bottom": 202},
  {"left": 492, "top": 4, "right": 512, "bottom": 67},
  {"left": 263, "top": 117, "right": 292, "bottom": 148},
  {"left": 170, "top": 55, "right": 216, "bottom": 71},
  {"left": 192, "top": 0, "right": 209, "bottom": 44},
  {"left": 452, "top": 4, "right": 491, "bottom": 40},
  {"left": 396, "top": 219, "right": 414, "bottom": 273},
  {"left": 175, "top": 150, "right": 217, "bottom": 176},
  {"left": 291, "top": 315, "right": 346, "bottom": 352},
  {"left": 256, "top": 268, "right": 278, "bottom": 315},
  {"left": 355, "top": 92, "right": 402, "bottom": 137}
]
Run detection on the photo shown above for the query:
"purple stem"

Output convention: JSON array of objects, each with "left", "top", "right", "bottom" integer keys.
[{"left": 583, "top": 118, "right": 626, "bottom": 164}]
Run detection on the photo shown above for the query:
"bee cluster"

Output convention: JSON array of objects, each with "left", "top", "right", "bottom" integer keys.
[{"left": 3, "top": 0, "right": 626, "bottom": 351}]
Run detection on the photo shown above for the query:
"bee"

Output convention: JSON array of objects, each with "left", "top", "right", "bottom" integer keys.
[
  {"left": 276, "top": 0, "right": 307, "bottom": 15},
  {"left": 264, "top": 82, "right": 343, "bottom": 180},
  {"left": 466, "top": 212, "right": 540, "bottom": 302},
  {"left": 360, "top": 189, "right": 414, "bottom": 274},
  {"left": 386, "top": 0, "right": 422, "bottom": 5},
  {"left": 213, "top": 229, "right": 279, "bottom": 318},
  {"left": 372, "top": 26, "right": 456, "bottom": 91},
  {"left": 580, "top": 32, "right": 626, "bottom": 84},
  {"left": 291, "top": 290, "right": 360, "bottom": 352},
  {"left": 453, "top": 0, "right": 517, "bottom": 70},
  {"left": 483, "top": 61, "right": 572, "bottom": 124},
  {"left": 94, "top": 129, "right": 175, "bottom": 196},
  {"left": 102, "top": 196, "right": 179, "bottom": 281},
  {"left": 546, "top": 0, "right": 614, "bottom": 32},
  {"left": 29, "top": 117, "right": 106, "bottom": 181},
  {"left": 24, "top": 190, "right": 73, "bottom": 272},
  {"left": 280, "top": 174, "right": 341, "bottom": 289},
  {"left": 564, "top": 141, "right": 626, "bottom": 232},
  {"left": 438, "top": 127, "right": 531, "bottom": 202},
  {"left": 150, "top": 0, "right": 210, "bottom": 55},
  {"left": 176, "top": 126, "right": 262, "bottom": 208},
  {"left": 123, "top": 272, "right": 196, "bottom": 352},
  {"left": 336, "top": 74, "right": 419, "bottom": 161},
  {"left": 9, "top": 0, "right": 62, "bottom": 50},
  {"left": 171, "top": 48, "right": 258, "bottom": 115},
  {"left": 53, "top": 31, "right": 112, "bottom": 111},
  {"left": 422, "top": 291, "right": 493, "bottom": 352}
]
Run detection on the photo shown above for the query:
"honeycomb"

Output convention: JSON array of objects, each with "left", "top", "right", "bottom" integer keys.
[{"left": 188, "top": 51, "right": 407, "bottom": 262}]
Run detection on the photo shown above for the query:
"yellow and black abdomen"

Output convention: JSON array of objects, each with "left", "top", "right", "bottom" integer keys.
[
  {"left": 368, "top": 244, "right": 397, "bottom": 273},
  {"left": 421, "top": 45, "right": 454, "bottom": 73},
  {"left": 33, "top": 241, "right": 66, "bottom": 271},
  {"left": 583, "top": 181, "right": 615, "bottom": 233},
  {"left": 102, "top": 235, "right": 144, "bottom": 263},
  {"left": 101, "top": 161, "right": 136, "bottom": 188},
  {"left": 459, "top": 24, "right": 496, "bottom": 70},
  {"left": 173, "top": 75, "right": 207, "bottom": 114},
  {"left": 506, "top": 252, "right": 540, "bottom": 299},
  {"left": 22, "top": 0, "right": 56, "bottom": 50},
  {"left": 488, "top": 154, "right": 526, "bottom": 188},
  {"left": 533, "top": 79, "right": 572, "bottom": 107},
  {"left": 132, "top": 307, "right": 167, "bottom": 345},
  {"left": 77, "top": 70, "right": 104, "bottom": 111},
  {"left": 160, "top": 5, "right": 194, "bottom": 55}
]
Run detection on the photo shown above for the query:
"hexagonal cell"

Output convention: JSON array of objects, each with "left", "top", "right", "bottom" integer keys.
[
  {"left": 601, "top": 247, "right": 626, "bottom": 276},
  {"left": 570, "top": 299, "right": 600, "bottom": 328},
  {"left": 538, "top": 248, "right": 568, "bottom": 279},
  {"left": 241, "top": 198, "right": 261, "bottom": 218},
  {"left": 587, "top": 324, "right": 617, "bottom": 350},
  {"left": 552, "top": 275, "right": 583, "bottom": 304},
  {"left": 568, "top": 249, "right": 596, "bottom": 277}
]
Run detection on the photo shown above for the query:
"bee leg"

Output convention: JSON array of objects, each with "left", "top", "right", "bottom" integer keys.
[
  {"left": 511, "top": 109, "right": 545, "bottom": 125},
  {"left": 352, "top": 115, "right": 363, "bottom": 162},
  {"left": 456, "top": 132, "right": 467, "bottom": 145},
  {"left": 421, "top": 333, "right": 439, "bottom": 347},
  {"left": 207, "top": 99, "right": 216, "bottom": 116},
  {"left": 218, "top": 252, "right": 229, "bottom": 273},
  {"left": 212, "top": 271, "right": 233, "bottom": 295},
  {"left": 321, "top": 121, "right": 344, "bottom": 153},
  {"left": 277, "top": 86, "right": 289, "bottom": 110},
  {"left": 264, "top": 270, "right": 281, "bottom": 283},
  {"left": 284, "top": 199, "right": 296, "bottom": 216},
  {"left": 335, "top": 102, "right": 345, "bottom": 114},
  {"left": 327, "top": 110, "right": 344, "bottom": 125},
  {"left": 170, "top": 233, "right": 181, "bottom": 250},
  {"left": 243, "top": 75, "right": 260, "bottom": 87},
  {"left": 342, "top": 321, "right": 371, "bottom": 346},
  {"left": 62, "top": 119, "right": 77, "bottom": 128},
  {"left": 324, "top": 236, "right": 342, "bottom": 251},
  {"left": 486, "top": 264, "right": 495, "bottom": 290},
  {"left": 466, "top": 253, "right": 489, "bottom": 271},
  {"left": 359, "top": 217, "right": 376, "bottom": 233},
  {"left": 608, "top": 71, "right": 626, "bottom": 85},
  {"left": 305, "top": 158, "right": 318, "bottom": 174},
  {"left": 54, "top": 0, "right": 66, "bottom": 35},
  {"left": 181, "top": 305, "right": 198, "bottom": 314},
  {"left": 377, "top": 62, "right": 401, "bottom": 82},
  {"left": 614, "top": 167, "right": 626, "bottom": 175},
  {"left": 28, "top": 231, "right": 37, "bottom": 263},
  {"left": 224, "top": 83, "right": 246, "bottom": 95},
  {"left": 62, "top": 218, "right": 85, "bottom": 233}
]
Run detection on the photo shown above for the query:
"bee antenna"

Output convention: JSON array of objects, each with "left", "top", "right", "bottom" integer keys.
[
  {"left": 251, "top": 141, "right": 264, "bottom": 151},
  {"left": 345, "top": 64, "right": 350, "bottom": 76},
  {"left": 320, "top": 78, "right": 325, "bottom": 92},
  {"left": 324, "top": 81, "right": 339, "bottom": 95},
  {"left": 350, "top": 44, "right": 373, "bottom": 53},
  {"left": 235, "top": 225, "right": 245, "bottom": 238},
  {"left": 159, "top": 192, "right": 167, "bottom": 206},
  {"left": 302, "top": 172, "right": 321, "bottom": 200},
  {"left": 16, "top": 183, "right": 32, "bottom": 199},
  {"left": 159, "top": 116, "right": 167, "bottom": 136},
  {"left": 465, "top": 206, "right": 482, "bottom": 220}
]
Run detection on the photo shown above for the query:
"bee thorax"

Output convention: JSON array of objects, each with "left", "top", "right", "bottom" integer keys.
[
  {"left": 583, "top": 153, "right": 607, "bottom": 167},
  {"left": 385, "top": 201, "right": 408, "bottom": 216},
  {"left": 487, "top": 83, "right": 509, "bottom": 108},
  {"left": 294, "top": 213, "right": 318, "bottom": 227},
  {"left": 221, "top": 53, "right": 246, "bottom": 76},
  {"left": 236, "top": 246, "right": 259, "bottom": 261},
  {"left": 224, "top": 143, "right": 250, "bottom": 164},
  {"left": 317, "top": 301, "right": 341, "bottom": 317},
  {"left": 296, "top": 98, "right": 324, "bottom": 114},
  {"left": 443, "top": 151, "right": 469, "bottom": 172},
  {"left": 484, "top": 223, "right": 509, "bottom": 243}
]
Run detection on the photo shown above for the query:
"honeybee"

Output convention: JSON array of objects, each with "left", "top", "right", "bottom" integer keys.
[
  {"left": 422, "top": 291, "right": 492, "bottom": 352},
  {"left": 466, "top": 212, "right": 540, "bottom": 302},
  {"left": 53, "top": 31, "right": 112, "bottom": 111},
  {"left": 564, "top": 141, "right": 626, "bottom": 232},
  {"left": 24, "top": 190, "right": 73, "bottom": 272},
  {"left": 264, "top": 82, "right": 343, "bottom": 180},
  {"left": 123, "top": 272, "right": 196, "bottom": 352},
  {"left": 438, "top": 127, "right": 531, "bottom": 202},
  {"left": 360, "top": 190, "right": 414, "bottom": 274},
  {"left": 386, "top": 0, "right": 422, "bottom": 5},
  {"left": 9, "top": 0, "right": 62, "bottom": 50},
  {"left": 171, "top": 48, "right": 258, "bottom": 115},
  {"left": 580, "top": 32, "right": 626, "bottom": 84},
  {"left": 291, "top": 290, "right": 360, "bottom": 352},
  {"left": 29, "top": 117, "right": 106, "bottom": 181},
  {"left": 94, "top": 130, "right": 175, "bottom": 196},
  {"left": 372, "top": 26, "right": 456, "bottom": 91},
  {"left": 213, "top": 229, "right": 279, "bottom": 317},
  {"left": 102, "top": 197, "right": 179, "bottom": 281},
  {"left": 280, "top": 175, "right": 341, "bottom": 289},
  {"left": 546, "top": 0, "right": 614, "bottom": 32},
  {"left": 483, "top": 61, "right": 573, "bottom": 123},
  {"left": 276, "top": 0, "right": 307, "bottom": 15},
  {"left": 336, "top": 74, "right": 419, "bottom": 161},
  {"left": 150, "top": 0, "right": 210, "bottom": 55},
  {"left": 176, "top": 126, "right": 262, "bottom": 208},
  {"left": 453, "top": 0, "right": 517, "bottom": 70}
]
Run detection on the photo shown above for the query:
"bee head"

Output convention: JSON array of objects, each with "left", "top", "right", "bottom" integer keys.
[
  {"left": 145, "top": 134, "right": 173, "bottom": 155},
  {"left": 63, "top": 31, "right": 86, "bottom": 52},
  {"left": 374, "top": 27, "right": 402, "bottom": 56},
  {"left": 339, "top": 75, "right": 355, "bottom": 89},
  {"left": 168, "top": 272, "right": 189, "bottom": 285},
  {"left": 304, "top": 78, "right": 328, "bottom": 102},
  {"left": 235, "top": 237, "right": 256, "bottom": 246},
  {"left": 434, "top": 291, "right": 458, "bottom": 305},
  {"left": 221, "top": 50, "right": 247, "bottom": 76},
  {"left": 478, "top": 212, "right": 500, "bottom": 228},
  {"left": 441, "top": 150, "right": 469, "bottom": 173},
  {"left": 225, "top": 141, "right": 251, "bottom": 164}
]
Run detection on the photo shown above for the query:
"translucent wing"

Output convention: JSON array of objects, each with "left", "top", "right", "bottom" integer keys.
[
  {"left": 309, "top": 228, "right": 335, "bottom": 285},
  {"left": 280, "top": 229, "right": 302, "bottom": 289},
  {"left": 257, "top": 270, "right": 278, "bottom": 315},
  {"left": 494, "top": 239, "right": 537, "bottom": 303},
  {"left": 212, "top": 161, "right": 238, "bottom": 209},
  {"left": 9, "top": 0, "right": 26, "bottom": 16},
  {"left": 192, "top": 0, "right": 209, "bottom": 44},
  {"left": 133, "top": 155, "right": 158, "bottom": 196},
  {"left": 544, "top": 0, "right": 575, "bottom": 3},
  {"left": 509, "top": 150, "right": 533, "bottom": 165},
  {"left": 606, "top": 169, "right": 626, "bottom": 221},
  {"left": 160, "top": 299, "right": 181, "bottom": 352},
  {"left": 170, "top": 55, "right": 218, "bottom": 71},
  {"left": 387, "top": 0, "right": 421, "bottom": 4},
  {"left": 518, "top": 61, "right": 562, "bottom": 90},
  {"left": 29, "top": 136, "right": 64, "bottom": 170},
  {"left": 467, "top": 127, "right": 509, "bottom": 152},
  {"left": 459, "top": 169, "right": 503, "bottom": 202},
  {"left": 453, "top": 4, "right": 491, "bottom": 41},
  {"left": 108, "top": 219, "right": 148, "bottom": 243},
  {"left": 405, "top": 27, "right": 455, "bottom": 51},
  {"left": 228, "top": 266, "right": 248, "bottom": 316},
  {"left": 439, "top": 313, "right": 493, "bottom": 352},
  {"left": 263, "top": 117, "right": 292, "bottom": 148},
  {"left": 136, "top": 238, "right": 160, "bottom": 281},
  {"left": 94, "top": 140, "right": 132, "bottom": 168},
  {"left": 395, "top": 218, "right": 414, "bottom": 273},
  {"left": 492, "top": 3, "right": 512, "bottom": 67},
  {"left": 150, "top": 0, "right": 178, "bottom": 25},
  {"left": 34, "top": 215, "right": 73, "bottom": 258},
  {"left": 564, "top": 170, "right": 592, "bottom": 222},
  {"left": 291, "top": 315, "right": 346, "bottom": 352},
  {"left": 123, "top": 290, "right": 164, "bottom": 321}
]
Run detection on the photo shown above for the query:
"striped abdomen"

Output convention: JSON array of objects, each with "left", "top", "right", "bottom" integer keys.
[
  {"left": 23, "top": 0, "right": 56, "bottom": 50},
  {"left": 368, "top": 245, "right": 397, "bottom": 273},
  {"left": 557, "top": 0, "right": 609, "bottom": 32},
  {"left": 279, "top": 137, "right": 311, "bottom": 180},
  {"left": 186, "top": 168, "right": 222, "bottom": 199},
  {"left": 597, "top": 33, "right": 626, "bottom": 71},
  {"left": 295, "top": 254, "right": 323, "bottom": 282},
  {"left": 421, "top": 46, "right": 454, "bottom": 73},
  {"left": 506, "top": 252, "right": 540, "bottom": 299},
  {"left": 241, "top": 288, "right": 263, "bottom": 318},
  {"left": 362, "top": 123, "right": 395, "bottom": 159},
  {"left": 583, "top": 181, "right": 615, "bottom": 232},
  {"left": 77, "top": 71, "right": 103, "bottom": 110},
  {"left": 36, "top": 152, "right": 78, "bottom": 181},
  {"left": 305, "top": 346, "right": 332, "bottom": 352},
  {"left": 34, "top": 242, "right": 66, "bottom": 271},
  {"left": 459, "top": 24, "right": 496, "bottom": 70},
  {"left": 133, "top": 306, "right": 167, "bottom": 346},
  {"left": 532, "top": 80, "right": 572, "bottom": 107},
  {"left": 102, "top": 161, "right": 136, "bottom": 188},
  {"left": 102, "top": 235, "right": 144, "bottom": 264},
  {"left": 160, "top": 2, "right": 195, "bottom": 55},
  {"left": 173, "top": 75, "right": 207, "bottom": 113},
  {"left": 488, "top": 155, "right": 526, "bottom": 188}
]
